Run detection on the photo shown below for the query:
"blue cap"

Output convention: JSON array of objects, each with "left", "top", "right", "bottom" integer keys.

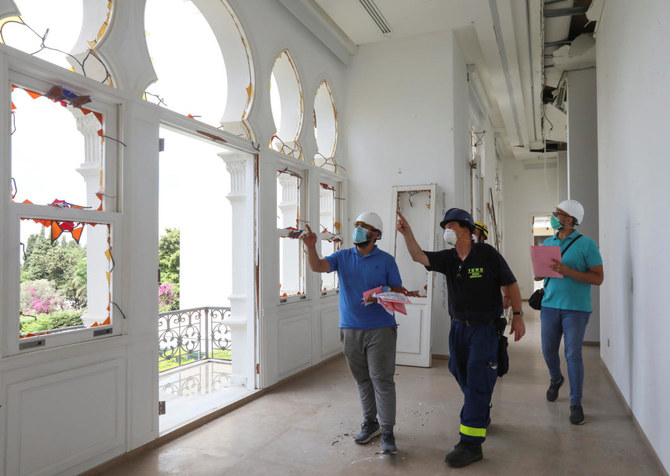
[{"left": 439, "top": 208, "right": 475, "bottom": 229}]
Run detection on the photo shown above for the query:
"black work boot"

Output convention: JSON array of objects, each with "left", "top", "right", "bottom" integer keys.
[
  {"left": 444, "top": 441, "right": 483, "bottom": 468},
  {"left": 354, "top": 418, "right": 381, "bottom": 444},
  {"left": 546, "top": 376, "right": 564, "bottom": 402}
]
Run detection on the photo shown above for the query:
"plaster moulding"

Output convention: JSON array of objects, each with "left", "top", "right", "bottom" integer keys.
[
  {"left": 95, "top": 1, "right": 156, "bottom": 97},
  {"left": 0, "top": 0, "right": 18, "bottom": 19}
]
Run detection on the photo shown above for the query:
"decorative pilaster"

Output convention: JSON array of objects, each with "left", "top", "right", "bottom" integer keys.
[
  {"left": 221, "top": 152, "right": 254, "bottom": 388},
  {"left": 74, "top": 111, "right": 107, "bottom": 327}
]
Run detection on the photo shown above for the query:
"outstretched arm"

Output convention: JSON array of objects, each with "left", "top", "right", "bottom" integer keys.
[
  {"left": 396, "top": 211, "right": 429, "bottom": 267},
  {"left": 301, "top": 224, "right": 331, "bottom": 273}
]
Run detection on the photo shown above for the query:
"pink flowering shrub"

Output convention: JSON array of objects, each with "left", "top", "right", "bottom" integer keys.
[
  {"left": 159, "top": 282, "right": 180, "bottom": 312},
  {"left": 20, "top": 280, "right": 64, "bottom": 315}
]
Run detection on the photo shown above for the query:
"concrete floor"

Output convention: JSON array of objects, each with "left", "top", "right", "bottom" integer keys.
[{"left": 96, "top": 311, "right": 666, "bottom": 475}]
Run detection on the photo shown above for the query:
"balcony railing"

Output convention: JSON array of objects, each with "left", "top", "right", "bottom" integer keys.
[{"left": 158, "top": 306, "right": 231, "bottom": 372}]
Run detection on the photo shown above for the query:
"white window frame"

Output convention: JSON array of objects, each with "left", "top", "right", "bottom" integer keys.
[{"left": 1, "top": 52, "right": 123, "bottom": 355}]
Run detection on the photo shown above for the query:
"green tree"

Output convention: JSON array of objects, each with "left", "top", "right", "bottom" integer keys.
[
  {"left": 159, "top": 228, "right": 180, "bottom": 285},
  {"left": 21, "top": 231, "right": 87, "bottom": 308},
  {"left": 159, "top": 228, "right": 180, "bottom": 310}
]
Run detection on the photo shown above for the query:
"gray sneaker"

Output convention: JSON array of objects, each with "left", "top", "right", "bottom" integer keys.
[
  {"left": 381, "top": 430, "right": 397, "bottom": 454},
  {"left": 354, "top": 419, "right": 381, "bottom": 444}
]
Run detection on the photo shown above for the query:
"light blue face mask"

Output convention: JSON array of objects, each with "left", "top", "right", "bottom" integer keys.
[
  {"left": 352, "top": 226, "right": 369, "bottom": 244},
  {"left": 550, "top": 215, "right": 563, "bottom": 230}
]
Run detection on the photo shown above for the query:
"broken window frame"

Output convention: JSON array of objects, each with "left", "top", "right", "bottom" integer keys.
[
  {"left": 277, "top": 164, "right": 307, "bottom": 304},
  {"left": 318, "top": 179, "right": 341, "bottom": 296},
  {"left": 2, "top": 63, "right": 122, "bottom": 355}
]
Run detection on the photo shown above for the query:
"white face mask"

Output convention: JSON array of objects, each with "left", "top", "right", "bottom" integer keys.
[{"left": 443, "top": 228, "right": 457, "bottom": 246}]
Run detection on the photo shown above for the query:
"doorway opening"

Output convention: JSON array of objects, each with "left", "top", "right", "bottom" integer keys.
[{"left": 157, "top": 126, "right": 254, "bottom": 434}]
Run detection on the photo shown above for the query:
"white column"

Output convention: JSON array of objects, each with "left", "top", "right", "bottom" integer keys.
[
  {"left": 222, "top": 152, "right": 254, "bottom": 388},
  {"left": 567, "top": 68, "right": 600, "bottom": 342},
  {"left": 75, "top": 112, "right": 108, "bottom": 327}
]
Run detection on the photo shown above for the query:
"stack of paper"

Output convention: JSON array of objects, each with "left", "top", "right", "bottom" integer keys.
[
  {"left": 375, "top": 292, "right": 411, "bottom": 315},
  {"left": 362, "top": 287, "right": 411, "bottom": 315}
]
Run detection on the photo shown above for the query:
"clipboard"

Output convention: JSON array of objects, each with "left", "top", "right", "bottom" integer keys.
[{"left": 530, "top": 246, "right": 563, "bottom": 278}]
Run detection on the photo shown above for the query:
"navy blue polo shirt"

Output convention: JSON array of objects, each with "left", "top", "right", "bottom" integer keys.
[
  {"left": 325, "top": 246, "right": 402, "bottom": 329},
  {"left": 424, "top": 243, "right": 516, "bottom": 323}
]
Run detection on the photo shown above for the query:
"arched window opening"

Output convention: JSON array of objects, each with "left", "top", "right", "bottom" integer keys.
[
  {"left": 0, "top": 0, "right": 113, "bottom": 85},
  {"left": 145, "top": 0, "right": 227, "bottom": 127},
  {"left": 313, "top": 81, "right": 338, "bottom": 172},
  {"left": 270, "top": 50, "right": 303, "bottom": 160}
]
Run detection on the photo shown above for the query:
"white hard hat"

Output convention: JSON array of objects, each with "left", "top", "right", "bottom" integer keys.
[
  {"left": 557, "top": 199, "right": 584, "bottom": 225},
  {"left": 354, "top": 211, "right": 383, "bottom": 237}
]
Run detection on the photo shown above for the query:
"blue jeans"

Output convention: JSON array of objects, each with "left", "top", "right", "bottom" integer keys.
[{"left": 540, "top": 307, "right": 591, "bottom": 405}]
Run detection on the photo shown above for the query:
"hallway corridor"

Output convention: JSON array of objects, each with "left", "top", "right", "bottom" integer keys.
[{"left": 95, "top": 311, "right": 664, "bottom": 475}]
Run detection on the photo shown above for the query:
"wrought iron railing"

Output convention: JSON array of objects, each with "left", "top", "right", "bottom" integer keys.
[{"left": 158, "top": 306, "right": 231, "bottom": 372}]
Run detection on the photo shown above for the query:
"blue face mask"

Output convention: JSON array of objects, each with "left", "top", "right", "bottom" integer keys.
[
  {"left": 352, "top": 226, "right": 369, "bottom": 244},
  {"left": 550, "top": 215, "right": 563, "bottom": 230}
]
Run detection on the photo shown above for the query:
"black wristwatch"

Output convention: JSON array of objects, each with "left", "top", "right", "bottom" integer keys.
[{"left": 513, "top": 311, "right": 524, "bottom": 316}]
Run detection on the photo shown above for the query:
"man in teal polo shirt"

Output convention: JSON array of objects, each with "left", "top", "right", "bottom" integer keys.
[
  {"left": 538, "top": 199, "right": 604, "bottom": 425},
  {"left": 302, "top": 211, "right": 403, "bottom": 454}
]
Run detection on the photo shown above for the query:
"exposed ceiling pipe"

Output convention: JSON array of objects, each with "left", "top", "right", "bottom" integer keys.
[
  {"left": 525, "top": 0, "right": 538, "bottom": 143},
  {"left": 489, "top": 0, "right": 524, "bottom": 147}
]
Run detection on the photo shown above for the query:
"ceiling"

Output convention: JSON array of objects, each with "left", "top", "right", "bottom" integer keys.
[
  {"left": 313, "top": 0, "right": 486, "bottom": 45},
  {"left": 284, "top": 0, "right": 596, "bottom": 161}
]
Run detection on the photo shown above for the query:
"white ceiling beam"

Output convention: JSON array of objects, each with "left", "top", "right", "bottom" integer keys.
[{"left": 277, "top": 0, "right": 358, "bottom": 65}]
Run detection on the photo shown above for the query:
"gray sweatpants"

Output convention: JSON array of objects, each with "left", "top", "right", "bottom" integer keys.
[{"left": 340, "top": 326, "right": 397, "bottom": 427}]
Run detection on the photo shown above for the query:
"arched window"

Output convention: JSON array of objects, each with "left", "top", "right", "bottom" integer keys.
[
  {"left": 270, "top": 50, "right": 303, "bottom": 159},
  {"left": 144, "top": 0, "right": 254, "bottom": 136},
  {"left": 0, "top": 0, "right": 113, "bottom": 85},
  {"left": 313, "top": 80, "right": 338, "bottom": 172}
]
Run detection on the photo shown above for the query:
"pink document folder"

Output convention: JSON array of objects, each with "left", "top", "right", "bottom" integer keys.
[{"left": 530, "top": 245, "right": 563, "bottom": 278}]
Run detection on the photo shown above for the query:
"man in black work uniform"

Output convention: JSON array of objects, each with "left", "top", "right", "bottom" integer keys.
[{"left": 396, "top": 208, "right": 525, "bottom": 468}]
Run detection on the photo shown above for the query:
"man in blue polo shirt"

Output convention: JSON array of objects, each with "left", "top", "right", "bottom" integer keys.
[
  {"left": 302, "top": 211, "right": 403, "bottom": 455},
  {"left": 538, "top": 199, "right": 603, "bottom": 426}
]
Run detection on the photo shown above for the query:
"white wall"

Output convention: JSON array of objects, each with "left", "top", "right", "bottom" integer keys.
[
  {"left": 502, "top": 158, "right": 559, "bottom": 299},
  {"left": 230, "top": 0, "right": 350, "bottom": 387},
  {"left": 595, "top": 1, "right": 670, "bottom": 470},
  {"left": 344, "top": 30, "right": 468, "bottom": 356}
]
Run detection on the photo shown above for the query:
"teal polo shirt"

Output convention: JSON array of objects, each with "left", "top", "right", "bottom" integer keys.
[{"left": 542, "top": 230, "right": 602, "bottom": 312}]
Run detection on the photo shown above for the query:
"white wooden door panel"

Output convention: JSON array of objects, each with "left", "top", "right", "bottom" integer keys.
[{"left": 392, "top": 185, "right": 436, "bottom": 367}]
